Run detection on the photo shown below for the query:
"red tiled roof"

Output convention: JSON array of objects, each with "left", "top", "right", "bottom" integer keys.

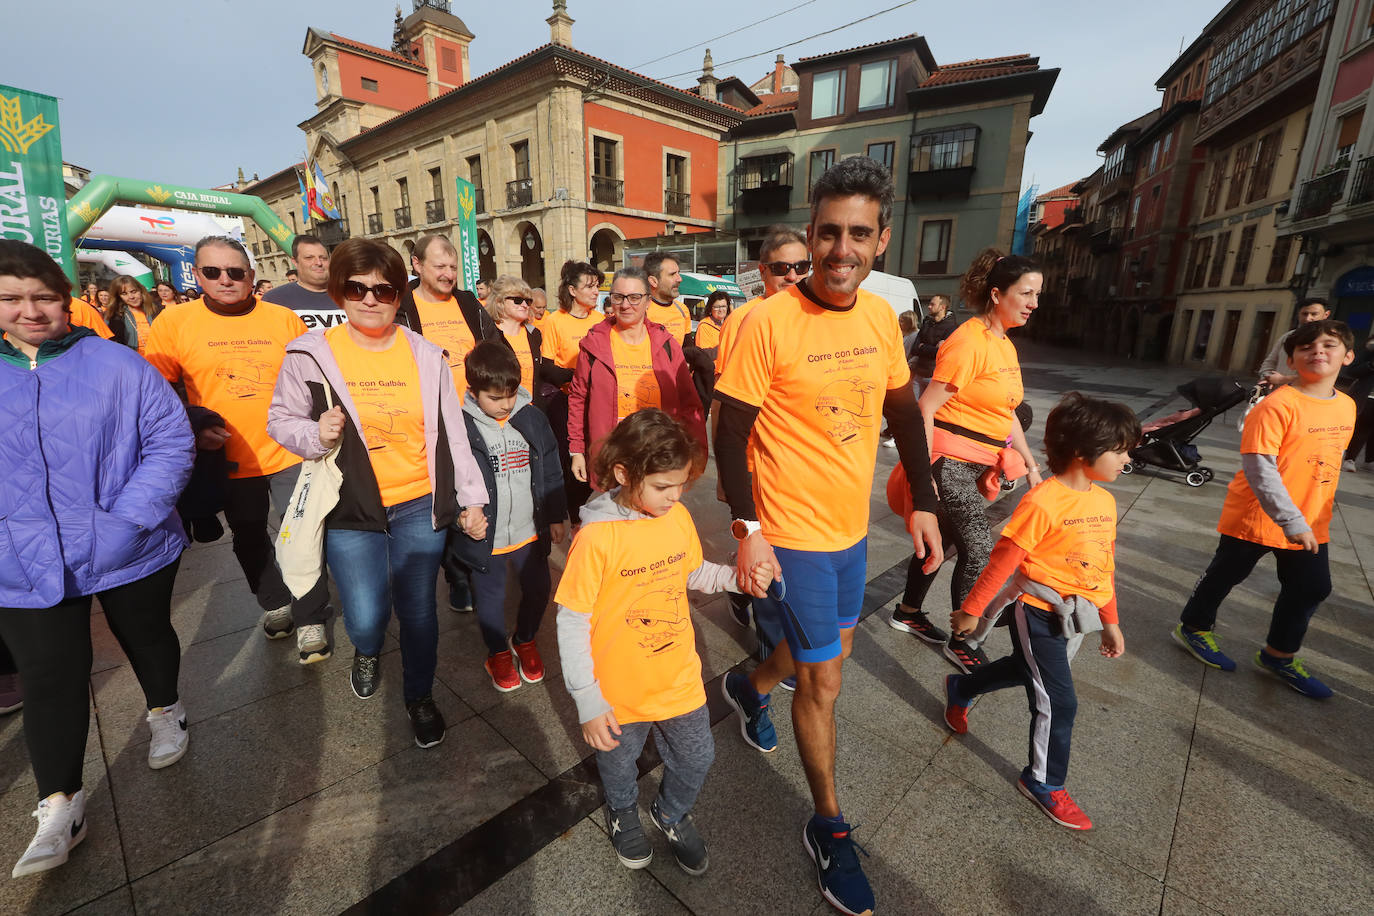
[
  {"left": 796, "top": 34, "right": 919, "bottom": 63},
  {"left": 1036, "top": 181, "right": 1079, "bottom": 201},
  {"left": 745, "top": 91, "right": 798, "bottom": 117},
  {"left": 938, "top": 54, "right": 1035, "bottom": 69},
  {"left": 921, "top": 55, "right": 1039, "bottom": 88},
  {"left": 329, "top": 32, "right": 422, "bottom": 67}
]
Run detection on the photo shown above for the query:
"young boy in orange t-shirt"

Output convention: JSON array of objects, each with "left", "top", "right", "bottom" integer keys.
[
  {"left": 555, "top": 410, "right": 769, "bottom": 876},
  {"left": 944, "top": 393, "right": 1139, "bottom": 831},
  {"left": 1174, "top": 320, "right": 1357, "bottom": 699}
]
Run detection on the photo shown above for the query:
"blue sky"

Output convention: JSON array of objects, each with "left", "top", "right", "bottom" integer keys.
[{"left": 8, "top": 0, "right": 1220, "bottom": 197}]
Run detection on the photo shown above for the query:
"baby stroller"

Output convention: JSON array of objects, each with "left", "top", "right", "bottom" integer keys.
[{"left": 1122, "top": 377, "right": 1248, "bottom": 487}]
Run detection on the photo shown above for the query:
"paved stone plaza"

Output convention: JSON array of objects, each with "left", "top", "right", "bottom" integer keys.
[{"left": 3, "top": 343, "right": 1371, "bottom": 915}]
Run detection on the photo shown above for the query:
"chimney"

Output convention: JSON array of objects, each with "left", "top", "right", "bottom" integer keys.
[
  {"left": 773, "top": 54, "right": 785, "bottom": 95},
  {"left": 697, "top": 48, "right": 718, "bottom": 102},
  {"left": 548, "top": 0, "right": 574, "bottom": 47}
]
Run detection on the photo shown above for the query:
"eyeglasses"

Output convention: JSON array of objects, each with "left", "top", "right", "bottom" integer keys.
[
  {"left": 198, "top": 266, "right": 248, "bottom": 281},
  {"left": 504, "top": 296, "right": 533, "bottom": 306},
  {"left": 342, "top": 280, "right": 400, "bottom": 304},
  {"left": 763, "top": 259, "right": 811, "bottom": 277},
  {"left": 607, "top": 292, "right": 646, "bottom": 305}
]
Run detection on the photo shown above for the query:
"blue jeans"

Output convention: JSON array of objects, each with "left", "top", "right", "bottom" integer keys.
[
  {"left": 471, "top": 539, "right": 551, "bottom": 655},
  {"left": 595, "top": 704, "right": 713, "bottom": 823},
  {"left": 326, "top": 495, "right": 445, "bottom": 704}
]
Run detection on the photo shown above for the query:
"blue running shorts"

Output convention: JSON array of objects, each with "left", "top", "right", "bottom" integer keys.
[{"left": 771, "top": 539, "right": 867, "bottom": 664}]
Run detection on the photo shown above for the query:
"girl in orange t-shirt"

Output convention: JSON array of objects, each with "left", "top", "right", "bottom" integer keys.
[
  {"left": 105, "top": 276, "right": 163, "bottom": 354},
  {"left": 555, "top": 409, "right": 768, "bottom": 872},
  {"left": 897, "top": 249, "right": 1044, "bottom": 671}
]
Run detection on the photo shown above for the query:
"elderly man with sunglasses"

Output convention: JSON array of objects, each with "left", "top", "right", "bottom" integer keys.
[{"left": 145, "top": 237, "right": 333, "bottom": 665}]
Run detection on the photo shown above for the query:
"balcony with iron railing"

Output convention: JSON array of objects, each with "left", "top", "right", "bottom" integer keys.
[
  {"left": 1087, "top": 222, "right": 1122, "bottom": 253},
  {"left": 394, "top": 206, "right": 412, "bottom": 230},
  {"left": 665, "top": 189, "right": 689, "bottom": 217},
  {"left": 1293, "top": 167, "right": 1348, "bottom": 221},
  {"left": 366, "top": 213, "right": 383, "bottom": 234},
  {"left": 1348, "top": 156, "right": 1374, "bottom": 209},
  {"left": 425, "top": 199, "right": 445, "bottom": 223},
  {"left": 316, "top": 219, "right": 349, "bottom": 246},
  {"left": 507, "top": 178, "right": 533, "bottom": 209},
  {"left": 1061, "top": 206, "right": 1084, "bottom": 226}
]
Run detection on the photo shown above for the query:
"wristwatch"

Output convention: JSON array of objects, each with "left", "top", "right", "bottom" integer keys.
[{"left": 731, "top": 518, "right": 761, "bottom": 541}]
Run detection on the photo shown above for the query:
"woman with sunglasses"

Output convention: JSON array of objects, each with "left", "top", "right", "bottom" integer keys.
[
  {"left": 268, "top": 238, "right": 488, "bottom": 749},
  {"left": 485, "top": 275, "right": 550, "bottom": 408},
  {"left": 0, "top": 240, "right": 193, "bottom": 878},
  {"left": 105, "top": 276, "right": 164, "bottom": 354},
  {"left": 568, "top": 266, "right": 706, "bottom": 489}
]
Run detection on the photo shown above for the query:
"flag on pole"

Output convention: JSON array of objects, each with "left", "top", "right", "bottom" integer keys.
[
  {"left": 297, "top": 169, "right": 309, "bottom": 224},
  {"left": 303, "top": 165, "right": 326, "bottom": 222},
  {"left": 312, "top": 161, "right": 341, "bottom": 220}
]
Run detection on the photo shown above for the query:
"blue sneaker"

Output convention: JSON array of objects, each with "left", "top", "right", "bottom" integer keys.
[
  {"left": 802, "top": 818, "right": 874, "bottom": 916},
  {"left": 1254, "top": 651, "right": 1334, "bottom": 699},
  {"left": 728, "top": 592, "right": 752, "bottom": 628},
  {"left": 1172, "top": 624, "right": 1236, "bottom": 671},
  {"left": 777, "top": 676, "right": 797, "bottom": 692},
  {"left": 722, "top": 671, "right": 777, "bottom": 753}
]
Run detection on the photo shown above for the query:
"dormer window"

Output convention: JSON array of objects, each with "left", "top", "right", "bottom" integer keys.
[
  {"left": 858, "top": 60, "right": 896, "bottom": 111},
  {"left": 811, "top": 69, "right": 846, "bottom": 119}
]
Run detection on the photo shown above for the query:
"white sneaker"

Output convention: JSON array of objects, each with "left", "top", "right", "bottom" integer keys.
[
  {"left": 1343, "top": 459, "right": 1358, "bottom": 472},
  {"left": 296, "top": 623, "right": 330, "bottom": 665},
  {"left": 262, "top": 605, "right": 295, "bottom": 639},
  {"left": 12, "top": 790, "right": 86, "bottom": 877},
  {"left": 146, "top": 700, "right": 189, "bottom": 769}
]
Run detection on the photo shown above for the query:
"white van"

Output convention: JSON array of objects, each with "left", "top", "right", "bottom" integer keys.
[{"left": 859, "top": 270, "right": 922, "bottom": 322}]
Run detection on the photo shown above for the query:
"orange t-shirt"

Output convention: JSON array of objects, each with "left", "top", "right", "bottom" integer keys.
[
  {"left": 714, "top": 283, "right": 909, "bottom": 551},
  {"left": 145, "top": 298, "right": 306, "bottom": 478},
  {"left": 694, "top": 317, "right": 723, "bottom": 350},
  {"left": 1217, "top": 384, "right": 1355, "bottom": 549},
  {"left": 129, "top": 308, "right": 153, "bottom": 354},
  {"left": 1000, "top": 477, "right": 1118, "bottom": 619},
  {"left": 325, "top": 325, "right": 430, "bottom": 507},
  {"left": 504, "top": 327, "right": 535, "bottom": 395},
  {"left": 531, "top": 313, "right": 552, "bottom": 336},
  {"left": 413, "top": 293, "right": 476, "bottom": 399},
  {"left": 932, "top": 318, "right": 1022, "bottom": 461},
  {"left": 68, "top": 298, "right": 113, "bottom": 339},
  {"left": 541, "top": 309, "right": 602, "bottom": 368},
  {"left": 715, "top": 296, "right": 762, "bottom": 375},
  {"left": 647, "top": 300, "right": 691, "bottom": 345},
  {"left": 609, "top": 328, "right": 661, "bottom": 421},
  {"left": 553, "top": 502, "right": 706, "bottom": 724}
]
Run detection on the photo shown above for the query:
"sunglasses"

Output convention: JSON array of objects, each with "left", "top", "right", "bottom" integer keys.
[
  {"left": 504, "top": 296, "right": 533, "bottom": 306},
  {"left": 763, "top": 259, "right": 811, "bottom": 277},
  {"left": 607, "top": 292, "right": 646, "bottom": 305},
  {"left": 198, "top": 266, "right": 248, "bottom": 281},
  {"left": 342, "top": 280, "right": 400, "bottom": 304}
]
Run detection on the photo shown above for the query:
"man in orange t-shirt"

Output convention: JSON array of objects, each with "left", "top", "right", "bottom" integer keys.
[
  {"left": 1176, "top": 320, "right": 1357, "bottom": 699},
  {"left": 713, "top": 157, "right": 942, "bottom": 916},
  {"left": 144, "top": 236, "right": 325, "bottom": 653}
]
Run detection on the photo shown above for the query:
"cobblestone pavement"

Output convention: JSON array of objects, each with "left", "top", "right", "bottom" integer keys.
[{"left": 3, "top": 342, "right": 1371, "bottom": 915}]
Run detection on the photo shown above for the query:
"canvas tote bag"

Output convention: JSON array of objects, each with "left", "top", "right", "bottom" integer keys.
[{"left": 276, "top": 385, "right": 343, "bottom": 598}]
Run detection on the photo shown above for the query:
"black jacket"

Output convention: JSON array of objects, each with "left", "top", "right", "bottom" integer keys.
[
  {"left": 913, "top": 313, "right": 959, "bottom": 378},
  {"left": 446, "top": 403, "right": 567, "bottom": 574},
  {"left": 397, "top": 279, "right": 550, "bottom": 408}
]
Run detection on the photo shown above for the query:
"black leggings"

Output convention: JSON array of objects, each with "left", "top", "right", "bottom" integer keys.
[
  {"left": 544, "top": 389, "right": 593, "bottom": 523},
  {"left": 1346, "top": 399, "right": 1374, "bottom": 463},
  {"left": 0, "top": 559, "right": 182, "bottom": 798},
  {"left": 902, "top": 458, "right": 995, "bottom": 612}
]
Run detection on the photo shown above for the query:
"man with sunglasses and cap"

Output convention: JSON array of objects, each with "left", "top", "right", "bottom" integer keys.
[
  {"left": 711, "top": 226, "right": 810, "bottom": 661},
  {"left": 145, "top": 236, "right": 333, "bottom": 664}
]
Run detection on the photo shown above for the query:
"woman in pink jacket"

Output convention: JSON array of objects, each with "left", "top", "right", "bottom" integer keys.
[
  {"left": 568, "top": 266, "right": 706, "bottom": 494},
  {"left": 267, "top": 239, "right": 487, "bottom": 750}
]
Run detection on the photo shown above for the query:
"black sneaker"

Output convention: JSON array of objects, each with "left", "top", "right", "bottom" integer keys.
[
  {"left": 887, "top": 605, "right": 948, "bottom": 645},
  {"left": 605, "top": 804, "right": 653, "bottom": 869},
  {"left": 351, "top": 654, "right": 380, "bottom": 699},
  {"left": 944, "top": 637, "right": 988, "bottom": 673},
  {"left": 448, "top": 577, "right": 473, "bottom": 613},
  {"left": 406, "top": 695, "right": 446, "bottom": 748},
  {"left": 728, "top": 592, "right": 752, "bottom": 628},
  {"left": 650, "top": 798, "right": 708, "bottom": 875}
]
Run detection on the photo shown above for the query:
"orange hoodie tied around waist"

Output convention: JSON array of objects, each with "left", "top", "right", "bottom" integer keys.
[{"left": 886, "top": 427, "right": 1027, "bottom": 517}]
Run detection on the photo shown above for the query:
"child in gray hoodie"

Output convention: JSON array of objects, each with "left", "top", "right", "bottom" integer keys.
[{"left": 555, "top": 409, "right": 771, "bottom": 876}]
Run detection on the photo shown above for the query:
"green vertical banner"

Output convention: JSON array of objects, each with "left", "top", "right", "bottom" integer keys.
[
  {"left": 0, "top": 86, "right": 75, "bottom": 281},
  {"left": 454, "top": 176, "right": 480, "bottom": 291}
]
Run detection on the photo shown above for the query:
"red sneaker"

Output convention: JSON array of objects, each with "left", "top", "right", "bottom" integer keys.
[
  {"left": 943, "top": 675, "right": 968, "bottom": 734},
  {"left": 484, "top": 651, "right": 522, "bottom": 692},
  {"left": 509, "top": 637, "right": 545, "bottom": 684},
  {"left": 1017, "top": 777, "right": 1093, "bottom": 830}
]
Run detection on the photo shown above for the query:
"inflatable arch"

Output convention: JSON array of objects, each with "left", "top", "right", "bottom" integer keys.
[
  {"left": 80, "top": 206, "right": 247, "bottom": 290},
  {"left": 66, "top": 175, "right": 294, "bottom": 280},
  {"left": 76, "top": 248, "right": 155, "bottom": 287},
  {"left": 81, "top": 238, "right": 198, "bottom": 291}
]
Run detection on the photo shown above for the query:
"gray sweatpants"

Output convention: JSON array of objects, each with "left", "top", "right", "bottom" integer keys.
[{"left": 596, "top": 703, "right": 714, "bottom": 823}]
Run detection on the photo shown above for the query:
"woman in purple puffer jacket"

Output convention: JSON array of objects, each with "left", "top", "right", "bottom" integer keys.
[{"left": 0, "top": 241, "right": 194, "bottom": 879}]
